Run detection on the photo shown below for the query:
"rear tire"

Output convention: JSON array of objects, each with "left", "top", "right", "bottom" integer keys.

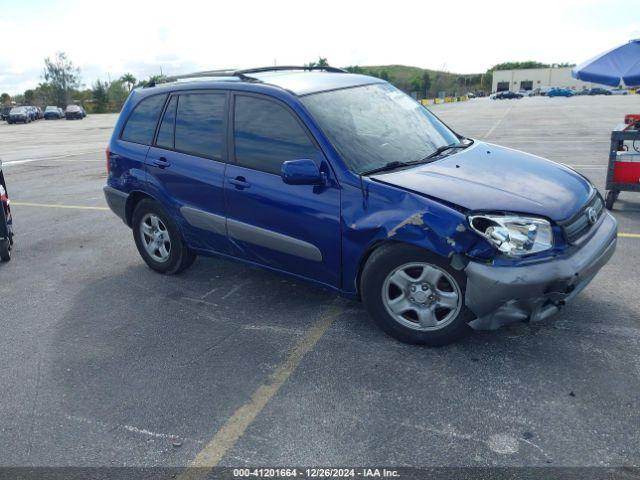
[
  {"left": 361, "top": 243, "right": 473, "bottom": 346},
  {"left": 0, "top": 238, "right": 11, "bottom": 262},
  {"left": 605, "top": 190, "right": 618, "bottom": 210},
  {"left": 132, "top": 199, "right": 196, "bottom": 274}
]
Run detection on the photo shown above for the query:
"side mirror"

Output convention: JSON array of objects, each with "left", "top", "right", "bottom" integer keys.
[{"left": 281, "top": 159, "right": 325, "bottom": 185}]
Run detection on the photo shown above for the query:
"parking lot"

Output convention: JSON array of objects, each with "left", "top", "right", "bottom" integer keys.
[{"left": 1, "top": 96, "right": 639, "bottom": 473}]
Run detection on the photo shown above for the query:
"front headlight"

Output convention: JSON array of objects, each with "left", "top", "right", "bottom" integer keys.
[{"left": 468, "top": 214, "right": 553, "bottom": 256}]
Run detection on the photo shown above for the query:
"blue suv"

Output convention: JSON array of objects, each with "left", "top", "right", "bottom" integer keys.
[{"left": 104, "top": 66, "right": 617, "bottom": 345}]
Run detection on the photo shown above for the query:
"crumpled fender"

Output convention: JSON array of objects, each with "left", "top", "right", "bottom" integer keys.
[{"left": 340, "top": 179, "right": 494, "bottom": 295}]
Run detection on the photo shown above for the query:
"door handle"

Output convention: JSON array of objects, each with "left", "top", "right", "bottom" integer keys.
[
  {"left": 229, "top": 176, "right": 251, "bottom": 189},
  {"left": 153, "top": 156, "right": 171, "bottom": 168}
]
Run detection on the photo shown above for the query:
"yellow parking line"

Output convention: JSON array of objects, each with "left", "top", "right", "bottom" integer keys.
[
  {"left": 177, "top": 303, "right": 345, "bottom": 480},
  {"left": 9, "top": 202, "right": 640, "bottom": 239},
  {"left": 11, "top": 201, "right": 108, "bottom": 211}
]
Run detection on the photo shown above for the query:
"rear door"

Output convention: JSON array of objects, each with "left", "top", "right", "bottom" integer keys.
[
  {"left": 146, "top": 91, "right": 230, "bottom": 254},
  {"left": 224, "top": 93, "right": 341, "bottom": 288},
  {"left": 112, "top": 93, "right": 168, "bottom": 194}
]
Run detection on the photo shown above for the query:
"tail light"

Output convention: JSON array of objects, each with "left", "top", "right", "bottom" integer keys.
[{"left": 106, "top": 146, "right": 111, "bottom": 175}]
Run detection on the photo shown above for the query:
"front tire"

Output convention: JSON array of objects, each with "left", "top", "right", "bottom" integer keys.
[
  {"left": 361, "top": 244, "right": 472, "bottom": 346},
  {"left": 132, "top": 199, "right": 196, "bottom": 274}
]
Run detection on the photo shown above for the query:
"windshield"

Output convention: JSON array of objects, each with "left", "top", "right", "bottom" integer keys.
[
  {"left": 66, "top": 105, "right": 80, "bottom": 111},
  {"left": 301, "top": 83, "right": 460, "bottom": 174},
  {"left": 10, "top": 107, "right": 26, "bottom": 113},
  {"left": 45, "top": 106, "right": 57, "bottom": 112}
]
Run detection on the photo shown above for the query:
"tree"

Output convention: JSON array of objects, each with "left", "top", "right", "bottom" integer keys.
[
  {"left": 489, "top": 61, "right": 550, "bottom": 71},
  {"left": 410, "top": 76, "right": 423, "bottom": 95},
  {"left": 0, "top": 93, "right": 10, "bottom": 105},
  {"left": 138, "top": 74, "right": 167, "bottom": 87},
  {"left": 42, "top": 52, "right": 80, "bottom": 106},
  {"left": 422, "top": 72, "right": 431, "bottom": 97},
  {"left": 120, "top": 73, "right": 137, "bottom": 92},
  {"left": 306, "top": 57, "right": 329, "bottom": 68},
  {"left": 107, "top": 80, "right": 128, "bottom": 109},
  {"left": 92, "top": 80, "right": 109, "bottom": 113},
  {"left": 23, "top": 89, "right": 35, "bottom": 105}
]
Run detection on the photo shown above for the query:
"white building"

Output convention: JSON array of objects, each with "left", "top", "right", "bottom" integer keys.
[{"left": 491, "top": 67, "right": 598, "bottom": 92}]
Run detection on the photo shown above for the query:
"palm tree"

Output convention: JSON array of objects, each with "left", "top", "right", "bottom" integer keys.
[{"left": 120, "top": 73, "right": 137, "bottom": 92}]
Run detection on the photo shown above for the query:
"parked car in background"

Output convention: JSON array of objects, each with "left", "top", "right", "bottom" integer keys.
[
  {"left": 25, "top": 106, "right": 37, "bottom": 121},
  {"left": 573, "top": 88, "right": 590, "bottom": 96},
  {"left": 65, "top": 104, "right": 84, "bottom": 120},
  {"left": 44, "top": 106, "right": 64, "bottom": 120},
  {"left": 8, "top": 106, "right": 31, "bottom": 124},
  {"left": 35, "top": 106, "right": 44, "bottom": 119},
  {"left": 104, "top": 67, "right": 617, "bottom": 345},
  {"left": 80, "top": 106, "right": 87, "bottom": 118},
  {"left": 44, "top": 105, "right": 64, "bottom": 120},
  {"left": 517, "top": 90, "right": 534, "bottom": 97},
  {"left": 547, "top": 88, "right": 574, "bottom": 97},
  {"left": 609, "top": 88, "right": 628, "bottom": 95},
  {"left": 589, "top": 87, "right": 612, "bottom": 95},
  {"left": 492, "top": 91, "right": 523, "bottom": 100},
  {"left": 0, "top": 106, "right": 11, "bottom": 121}
]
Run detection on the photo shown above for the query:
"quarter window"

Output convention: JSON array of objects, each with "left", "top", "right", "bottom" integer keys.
[
  {"left": 234, "top": 95, "right": 320, "bottom": 175},
  {"left": 121, "top": 94, "right": 167, "bottom": 145},
  {"left": 174, "top": 93, "right": 225, "bottom": 159}
]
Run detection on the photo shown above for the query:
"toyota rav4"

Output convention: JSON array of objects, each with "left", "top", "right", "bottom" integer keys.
[{"left": 104, "top": 66, "right": 617, "bottom": 345}]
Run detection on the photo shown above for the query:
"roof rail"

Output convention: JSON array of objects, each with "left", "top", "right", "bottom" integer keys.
[
  {"left": 147, "top": 65, "right": 347, "bottom": 87},
  {"left": 234, "top": 65, "right": 348, "bottom": 78}
]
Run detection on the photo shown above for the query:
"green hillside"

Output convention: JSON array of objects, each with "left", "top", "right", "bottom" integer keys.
[{"left": 345, "top": 64, "right": 489, "bottom": 98}]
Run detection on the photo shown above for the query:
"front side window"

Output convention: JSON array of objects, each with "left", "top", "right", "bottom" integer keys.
[
  {"left": 301, "top": 83, "right": 459, "bottom": 174},
  {"left": 121, "top": 94, "right": 167, "bottom": 145},
  {"left": 234, "top": 95, "right": 321, "bottom": 175},
  {"left": 174, "top": 93, "right": 225, "bottom": 159}
]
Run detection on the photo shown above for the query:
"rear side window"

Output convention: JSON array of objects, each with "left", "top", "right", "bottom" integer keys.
[
  {"left": 174, "top": 93, "right": 226, "bottom": 159},
  {"left": 234, "top": 95, "right": 320, "bottom": 175},
  {"left": 156, "top": 96, "right": 177, "bottom": 149},
  {"left": 121, "top": 94, "right": 167, "bottom": 145}
]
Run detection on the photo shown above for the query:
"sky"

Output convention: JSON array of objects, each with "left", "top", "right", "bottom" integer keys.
[{"left": 0, "top": 0, "right": 639, "bottom": 95}]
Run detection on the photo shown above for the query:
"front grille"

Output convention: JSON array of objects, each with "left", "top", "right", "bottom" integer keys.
[{"left": 561, "top": 194, "right": 604, "bottom": 244}]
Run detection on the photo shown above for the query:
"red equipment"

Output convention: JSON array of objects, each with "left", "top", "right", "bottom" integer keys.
[{"left": 605, "top": 115, "right": 640, "bottom": 210}]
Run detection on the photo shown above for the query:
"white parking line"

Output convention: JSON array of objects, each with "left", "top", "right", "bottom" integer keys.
[
  {"left": 3, "top": 150, "right": 103, "bottom": 166},
  {"left": 483, "top": 104, "right": 514, "bottom": 138}
]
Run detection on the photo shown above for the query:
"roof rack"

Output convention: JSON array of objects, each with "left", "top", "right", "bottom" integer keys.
[
  {"left": 147, "top": 65, "right": 347, "bottom": 87},
  {"left": 234, "top": 65, "right": 348, "bottom": 78}
]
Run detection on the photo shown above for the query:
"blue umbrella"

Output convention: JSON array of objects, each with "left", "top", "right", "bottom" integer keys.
[{"left": 572, "top": 39, "right": 640, "bottom": 87}]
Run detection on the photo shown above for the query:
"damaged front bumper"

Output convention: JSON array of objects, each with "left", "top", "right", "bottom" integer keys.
[{"left": 464, "top": 212, "right": 617, "bottom": 330}]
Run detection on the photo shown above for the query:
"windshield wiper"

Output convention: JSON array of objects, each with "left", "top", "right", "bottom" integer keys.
[
  {"left": 361, "top": 161, "right": 410, "bottom": 176},
  {"left": 424, "top": 141, "right": 470, "bottom": 160},
  {"left": 362, "top": 159, "right": 436, "bottom": 176},
  {"left": 361, "top": 140, "right": 473, "bottom": 176}
]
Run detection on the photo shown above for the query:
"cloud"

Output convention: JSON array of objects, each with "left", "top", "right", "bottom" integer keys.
[{"left": 0, "top": 0, "right": 638, "bottom": 94}]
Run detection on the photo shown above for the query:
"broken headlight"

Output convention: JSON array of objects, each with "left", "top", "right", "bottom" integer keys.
[{"left": 468, "top": 214, "right": 553, "bottom": 256}]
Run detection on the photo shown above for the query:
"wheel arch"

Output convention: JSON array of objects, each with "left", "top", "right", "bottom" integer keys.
[
  {"left": 125, "top": 191, "right": 156, "bottom": 227},
  {"left": 355, "top": 239, "right": 450, "bottom": 299}
]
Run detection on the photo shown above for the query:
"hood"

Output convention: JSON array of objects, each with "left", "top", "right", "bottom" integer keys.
[{"left": 372, "top": 141, "right": 592, "bottom": 221}]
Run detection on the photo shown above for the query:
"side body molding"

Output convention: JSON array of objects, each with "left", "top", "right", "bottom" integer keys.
[
  {"left": 227, "top": 218, "right": 323, "bottom": 262},
  {"left": 180, "top": 206, "right": 226, "bottom": 236},
  {"left": 180, "top": 206, "right": 322, "bottom": 262}
]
